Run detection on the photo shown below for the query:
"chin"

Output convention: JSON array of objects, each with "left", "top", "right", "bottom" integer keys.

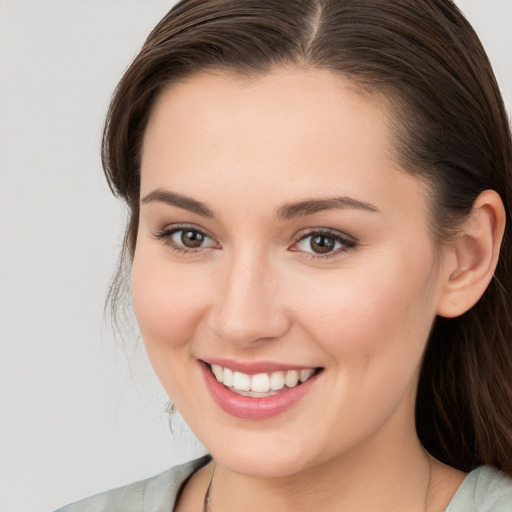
[
  {"left": 217, "top": 453, "right": 306, "bottom": 478},
  {"left": 206, "top": 437, "right": 321, "bottom": 478}
]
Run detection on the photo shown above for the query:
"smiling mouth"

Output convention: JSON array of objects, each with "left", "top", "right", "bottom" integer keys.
[{"left": 206, "top": 363, "right": 323, "bottom": 398}]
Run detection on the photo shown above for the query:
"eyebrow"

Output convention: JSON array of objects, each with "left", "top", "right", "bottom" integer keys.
[
  {"left": 277, "top": 196, "right": 379, "bottom": 219},
  {"left": 140, "top": 188, "right": 379, "bottom": 219},
  {"left": 140, "top": 189, "right": 215, "bottom": 218}
]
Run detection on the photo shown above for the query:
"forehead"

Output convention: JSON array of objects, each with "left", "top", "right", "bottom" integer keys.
[
  {"left": 143, "top": 67, "right": 389, "bottom": 150},
  {"left": 140, "top": 67, "right": 427, "bottom": 222}
]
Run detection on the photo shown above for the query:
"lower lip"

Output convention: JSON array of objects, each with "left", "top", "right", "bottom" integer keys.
[{"left": 200, "top": 362, "right": 321, "bottom": 420}]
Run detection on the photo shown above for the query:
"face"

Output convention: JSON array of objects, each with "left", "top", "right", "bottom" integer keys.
[{"left": 132, "top": 67, "right": 449, "bottom": 478}]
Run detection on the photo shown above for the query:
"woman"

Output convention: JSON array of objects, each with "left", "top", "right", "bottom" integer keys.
[{"left": 56, "top": 0, "right": 512, "bottom": 510}]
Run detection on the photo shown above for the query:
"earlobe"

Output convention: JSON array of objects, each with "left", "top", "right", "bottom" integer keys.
[{"left": 436, "top": 190, "right": 506, "bottom": 319}]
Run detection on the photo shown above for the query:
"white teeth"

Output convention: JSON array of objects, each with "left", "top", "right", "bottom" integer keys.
[
  {"left": 251, "top": 373, "right": 270, "bottom": 393},
  {"left": 270, "top": 371, "right": 285, "bottom": 391},
  {"left": 209, "top": 364, "right": 317, "bottom": 395},
  {"left": 299, "top": 368, "right": 315, "bottom": 382},
  {"left": 212, "top": 364, "right": 224, "bottom": 383},
  {"left": 285, "top": 370, "right": 299, "bottom": 388},
  {"left": 233, "top": 371, "right": 251, "bottom": 391},
  {"left": 223, "top": 367, "right": 234, "bottom": 387},
  {"left": 211, "top": 364, "right": 315, "bottom": 396},
  {"left": 231, "top": 389, "right": 280, "bottom": 397}
]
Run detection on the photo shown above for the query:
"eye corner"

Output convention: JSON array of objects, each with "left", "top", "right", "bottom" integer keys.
[
  {"left": 289, "top": 228, "right": 357, "bottom": 259},
  {"left": 153, "top": 224, "right": 221, "bottom": 254}
]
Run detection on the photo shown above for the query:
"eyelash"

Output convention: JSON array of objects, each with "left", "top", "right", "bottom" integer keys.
[
  {"left": 153, "top": 226, "right": 357, "bottom": 258},
  {"left": 153, "top": 225, "right": 219, "bottom": 255},
  {"left": 290, "top": 229, "right": 357, "bottom": 259}
]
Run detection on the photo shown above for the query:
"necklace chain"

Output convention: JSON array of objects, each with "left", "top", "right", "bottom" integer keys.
[{"left": 202, "top": 462, "right": 215, "bottom": 512}]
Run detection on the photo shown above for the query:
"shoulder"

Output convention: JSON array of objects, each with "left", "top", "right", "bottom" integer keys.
[
  {"left": 53, "top": 456, "right": 211, "bottom": 512},
  {"left": 445, "top": 465, "right": 512, "bottom": 512}
]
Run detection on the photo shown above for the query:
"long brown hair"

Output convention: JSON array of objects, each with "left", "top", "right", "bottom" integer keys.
[{"left": 102, "top": 0, "right": 512, "bottom": 474}]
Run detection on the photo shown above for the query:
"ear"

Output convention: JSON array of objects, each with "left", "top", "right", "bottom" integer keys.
[{"left": 437, "top": 190, "right": 506, "bottom": 318}]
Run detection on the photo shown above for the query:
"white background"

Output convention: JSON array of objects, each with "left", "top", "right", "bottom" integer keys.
[{"left": 0, "top": 1, "right": 511, "bottom": 511}]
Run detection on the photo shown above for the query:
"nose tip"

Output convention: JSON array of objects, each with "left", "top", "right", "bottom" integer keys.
[
  {"left": 208, "top": 255, "right": 290, "bottom": 347},
  {"left": 212, "top": 306, "right": 290, "bottom": 347}
]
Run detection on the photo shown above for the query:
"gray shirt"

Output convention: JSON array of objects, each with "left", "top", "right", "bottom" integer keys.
[{"left": 55, "top": 456, "right": 512, "bottom": 511}]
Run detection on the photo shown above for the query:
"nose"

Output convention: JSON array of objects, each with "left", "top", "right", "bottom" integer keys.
[{"left": 208, "top": 248, "right": 291, "bottom": 347}]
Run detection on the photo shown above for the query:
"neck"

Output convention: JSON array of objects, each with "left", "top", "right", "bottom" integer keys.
[{"left": 208, "top": 424, "right": 433, "bottom": 512}]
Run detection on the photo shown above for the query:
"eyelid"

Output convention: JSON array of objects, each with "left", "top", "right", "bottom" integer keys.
[
  {"left": 152, "top": 224, "right": 356, "bottom": 258},
  {"left": 153, "top": 223, "right": 220, "bottom": 253},
  {"left": 289, "top": 228, "right": 357, "bottom": 258}
]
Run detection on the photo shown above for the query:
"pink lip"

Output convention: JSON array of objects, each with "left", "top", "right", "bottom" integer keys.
[
  {"left": 199, "top": 360, "right": 321, "bottom": 420},
  {"left": 204, "top": 357, "right": 315, "bottom": 375}
]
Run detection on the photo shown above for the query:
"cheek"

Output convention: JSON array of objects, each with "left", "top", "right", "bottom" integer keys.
[
  {"left": 291, "top": 251, "right": 437, "bottom": 370},
  {"left": 131, "top": 249, "right": 210, "bottom": 352}
]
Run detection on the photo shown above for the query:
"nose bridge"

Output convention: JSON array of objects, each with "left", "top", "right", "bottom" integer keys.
[{"left": 210, "top": 245, "right": 289, "bottom": 346}]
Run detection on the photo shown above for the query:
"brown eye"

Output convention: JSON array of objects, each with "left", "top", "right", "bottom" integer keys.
[
  {"left": 292, "top": 230, "right": 355, "bottom": 257},
  {"left": 181, "top": 229, "right": 206, "bottom": 248},
  {"left": 310, "top": 235, "right": 336, "bottom": 254},
  {"left": 155, "top": 226, "right": 219, "bottom": 252}
]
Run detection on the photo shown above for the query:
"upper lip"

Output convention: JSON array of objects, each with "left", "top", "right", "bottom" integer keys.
[{"left": 201, "top": 358, "right": 321, "bottom": 375}]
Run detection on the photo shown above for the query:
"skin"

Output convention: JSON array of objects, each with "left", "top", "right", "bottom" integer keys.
[{"left": 131, "top": 67, "right": 503, "bottom": 511}]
